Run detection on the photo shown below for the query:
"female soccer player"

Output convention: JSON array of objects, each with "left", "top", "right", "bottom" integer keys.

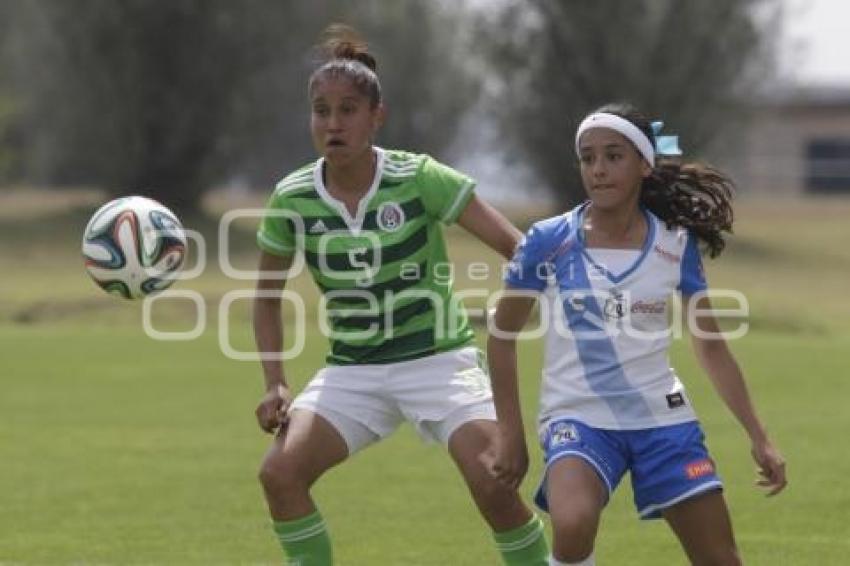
[
  {"left": 486, "top": 103, "right": 787, "bottom": 565},
  {"left": 252, "top": 26, "right": 548, "bottom": 565}
]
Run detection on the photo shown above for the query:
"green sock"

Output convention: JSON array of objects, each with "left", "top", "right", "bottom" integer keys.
[
  {"left": 493, "top": 514, "right": 549, "bottom": 566},
  {"left": 272, "top": 510, "right": 333, "bottom": 566}
]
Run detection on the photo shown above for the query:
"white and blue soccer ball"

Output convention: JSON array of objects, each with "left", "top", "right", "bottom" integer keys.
[{"left": 82, "top": 196, "right": 187, "bottom": 299}]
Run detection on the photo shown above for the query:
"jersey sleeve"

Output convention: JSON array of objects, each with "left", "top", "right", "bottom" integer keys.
[
  {"left": 504, "top": 223, "right": 550, "bottom": 292},
  {"left": 256, "top": 193, "right": 297, "bottom": 257},
  {"left": 678, "top": 232, "right": 707, "bottom": 295},
  {"left": 417, "top": 156, "right": 476, "bottom": 225}
]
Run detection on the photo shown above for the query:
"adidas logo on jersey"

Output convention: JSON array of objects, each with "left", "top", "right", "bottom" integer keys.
[{"left": 309, "top": 220, "right": 328, "bottom": 234}]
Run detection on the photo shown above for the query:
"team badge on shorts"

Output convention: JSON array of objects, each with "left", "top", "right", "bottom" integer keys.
[
  {"left": 377, "top": 202, "right": 405, "bottom": 232},
  {"left": 550, "top": 421, "right": 580, "bottom": 447}
]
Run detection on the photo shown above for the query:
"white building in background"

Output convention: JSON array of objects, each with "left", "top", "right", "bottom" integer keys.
[{"left": 721, "top": 86, "right": 850, "bottom": 196}]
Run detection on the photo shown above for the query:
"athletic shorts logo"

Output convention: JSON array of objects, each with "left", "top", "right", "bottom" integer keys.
[
  {"left": 685, "top": 458, "right": 715, "bottom": 480},
  {"left": 377, "top": 202, "right": 405, "bottom": 232},
  {"left": 550, "top": 422, "right": 579, "bottom": 447}
]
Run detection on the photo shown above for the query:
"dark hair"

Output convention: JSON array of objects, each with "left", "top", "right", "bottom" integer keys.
[
  {"left": 308, "top": 24, "right": 381, "bottom": 108},
  {"left": 588, "top": 103, "right": 734, "bottom": 258}
]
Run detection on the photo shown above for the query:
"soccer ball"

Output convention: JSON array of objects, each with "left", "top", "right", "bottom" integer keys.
[{"left": 82, "top": 196, "right": 187, "bottom": 299}]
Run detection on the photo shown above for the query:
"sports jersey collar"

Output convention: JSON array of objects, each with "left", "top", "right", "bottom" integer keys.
[
  {"left": 576, "top": 201, "right": 657, "bottom": 284},
  {"left": 313, "top": 146, "right": 385, "bottom": 235}
]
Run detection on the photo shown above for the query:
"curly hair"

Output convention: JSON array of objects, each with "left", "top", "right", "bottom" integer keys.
[{"left": 592, "top": 103, "right": 734, "bottom": 258}]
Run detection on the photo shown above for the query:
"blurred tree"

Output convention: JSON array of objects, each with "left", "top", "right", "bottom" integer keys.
[
  {"left": 477, "top": 0, "right": 780, "bottom": 208},
  {"left": 3, "top": 0, "right": 479, "bottom": 214},
  {"left": 0, "top": 0, "right": 20, "bottom": 183},
  {"left": 340, "top": 1, "right": 480, "bottom": 157},
  {"left": 6, "top": 0, "right": 287, "bottom": 214},
  {"left": 0, "top": 93, "right": 20, "bottom": 184}
]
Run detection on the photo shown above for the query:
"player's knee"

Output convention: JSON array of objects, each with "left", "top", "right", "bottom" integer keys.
[
  {"left": 550, "top": 509, "right": 597, "bottom": 558},
  {"left": 258, "top": 454, "right": 308, "bottom": 497}
]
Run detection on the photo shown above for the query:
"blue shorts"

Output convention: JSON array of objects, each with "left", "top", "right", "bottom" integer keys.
[{"left": 535, "top": 418, "right": 723, "bottom": 519}]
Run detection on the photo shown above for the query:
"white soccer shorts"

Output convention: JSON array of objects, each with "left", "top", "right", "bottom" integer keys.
[{"left": 290, "top": 346, "right": 496, "bottom": 454}]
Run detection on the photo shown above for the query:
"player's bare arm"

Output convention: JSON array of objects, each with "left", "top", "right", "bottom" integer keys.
[
  {"left": 486, "top": 292, "right": 537, "bottom": 489},
  {"left": 253, "top": 251, "right": 294, "bottom": 434},
  {"left": 457, "top": 194, "right": 523, "bottom": 259},
  {"left": 686, "top": 293, "right": 787, "bottom": 496}
]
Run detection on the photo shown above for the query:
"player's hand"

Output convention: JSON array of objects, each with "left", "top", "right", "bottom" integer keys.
[
  {"left": 255, "top": 384, "right": 293, "bottom": 435},
  {"left": 751, "top": 438, "right": 787, "bottom": 496},
  {"left": 481, "top": 428, "right": 529, "bottom": 490}
]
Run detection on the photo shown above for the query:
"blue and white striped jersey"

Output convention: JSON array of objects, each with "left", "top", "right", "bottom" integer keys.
[{"left": 506, "top": 202, "right": 707, "bottom": 430}]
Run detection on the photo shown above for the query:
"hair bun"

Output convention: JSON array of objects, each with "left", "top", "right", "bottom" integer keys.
[{"left": 321, "top": 24, "right": 377, "bottom": 72}]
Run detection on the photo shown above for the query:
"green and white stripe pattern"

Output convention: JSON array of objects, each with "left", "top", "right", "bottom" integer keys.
[
  {"left": 493, "top": 514, "right": 550, "bottom": 565},
  {"left": 276, "top": 517, "right": 328, "bottom": 544},
  {"left": 273, "top": 511, "right": 333, "bottom": 566},
  {"left": 258, "top": 148, "right": 476, "bottom": 365}
]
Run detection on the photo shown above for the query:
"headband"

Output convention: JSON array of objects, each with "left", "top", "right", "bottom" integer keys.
[{"left": 575, "top": 112, "right": 682, "bottom": 167}]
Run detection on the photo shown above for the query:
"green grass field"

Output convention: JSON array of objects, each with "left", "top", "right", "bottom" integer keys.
[{"left": 2, "top": 192, "right": 849, "bottom": 564}]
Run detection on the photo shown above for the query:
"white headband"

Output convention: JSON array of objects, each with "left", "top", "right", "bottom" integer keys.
[{"left": 575, "top": 112, "right": 656, "bottom": 166}]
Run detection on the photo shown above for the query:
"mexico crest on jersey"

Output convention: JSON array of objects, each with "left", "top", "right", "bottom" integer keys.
[{"left": 377, "top": 201, "right": 405, "bottom": 232}]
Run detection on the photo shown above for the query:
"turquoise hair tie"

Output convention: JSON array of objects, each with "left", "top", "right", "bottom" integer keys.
[{"left": 651, "top": 120, "right": 682, "bottom": 157}]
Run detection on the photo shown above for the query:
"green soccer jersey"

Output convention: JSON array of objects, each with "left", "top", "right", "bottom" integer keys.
[{"left": 257, "top": 148, "right": 477, "bottom": 365}]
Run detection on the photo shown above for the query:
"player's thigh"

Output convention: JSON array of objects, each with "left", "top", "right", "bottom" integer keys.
[
  {"left": 534, "top": 419, "right": 625, "bottom": 516},
  {"left": 662, "top": 490, "right": 741, "bottom": 566},
  {"left": 260, "top": 408, "right": 349, "bottom": 487},
  {"left": 546, "top": 457, "right": 607, "bottom": 561},
  {"left": 546, "top": 456, "right": 607, "bottom": 532}
]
